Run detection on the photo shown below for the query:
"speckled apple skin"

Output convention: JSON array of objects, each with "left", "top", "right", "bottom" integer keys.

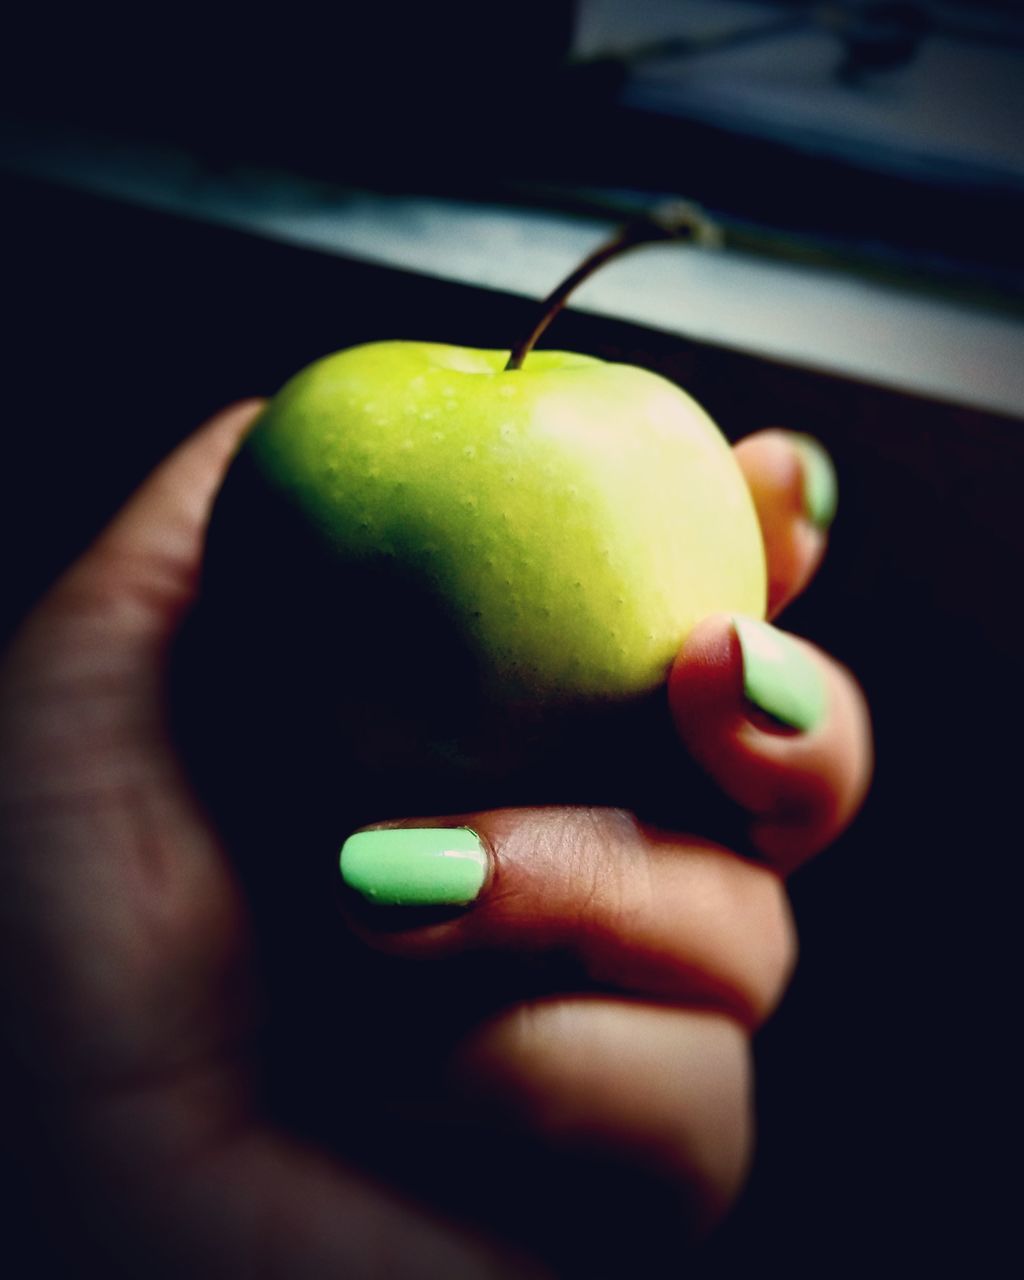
[{"left": 243, "top": 342, "right": 766, "bottom": 707}]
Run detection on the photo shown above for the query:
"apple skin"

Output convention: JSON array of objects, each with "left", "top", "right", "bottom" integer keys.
[
  {"left": 194, "top": 341, "right": 766, "bottom": 812},
  {"left": 238, "top": 341, "right": 765, "bottom": 700}
]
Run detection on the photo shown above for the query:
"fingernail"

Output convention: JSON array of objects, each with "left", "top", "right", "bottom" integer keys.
[
  {"left": 340, "top": 827, "right": 488, "bottom": 907},
  {"left": 789, "top": 433, "right": 838, "bottom": 529},
  {"left": 732, "top": 616, "right": 827, "bottom": 732}
]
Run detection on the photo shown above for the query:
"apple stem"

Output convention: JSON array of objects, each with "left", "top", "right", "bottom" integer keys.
[{"left": 504, "top": 201, "right": 721, "bottom": 372}]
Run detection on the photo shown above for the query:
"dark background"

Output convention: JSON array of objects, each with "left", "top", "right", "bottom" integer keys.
[{"left": 2, "top": 2, "right": 1021, "bottom": 1274}]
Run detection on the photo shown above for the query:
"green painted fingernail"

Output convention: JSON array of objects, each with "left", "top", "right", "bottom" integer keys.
[
  {"left": 340, "top": 827, "right": 488, "bottom": 907},
  {"left": 733, "top": 616, "right": 827, "bottom": 732},
  {"left": 790, "top": 433, "right": 838, "bottom": 529}
]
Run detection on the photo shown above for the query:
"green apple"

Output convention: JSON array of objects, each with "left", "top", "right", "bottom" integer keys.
[
  {"left": 195, "top": 214, "right": 767, "bottom": 812},
  {"left": 198, "top": 338, "right": 765, "bottom": 801},
  {"left": 247, "top": 339, "right": 763, "bottom": 697}
]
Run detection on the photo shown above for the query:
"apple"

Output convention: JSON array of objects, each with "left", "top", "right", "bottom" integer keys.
[{"left": 193, "top": 214, "right": 766, "bottom": 817}]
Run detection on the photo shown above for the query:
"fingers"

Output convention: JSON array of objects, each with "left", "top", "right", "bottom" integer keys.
[
  {"left": 669, "top": 614, "right": 873, "bottom": 872},
  {"left": 679, "top": 433, "right": 868, "bottom": 869},
  {"left": 60, "top": 398, "right": 265, "bottom": 633},
  {"left": 340, "top": 807, "right": 796, "bottom": 1028},
  {"left": 734, "top": 429, "right": 836, "bottom": 618},
  {"left": 338, "top": 807, "right": 782, "bottom": 1248},
  {"left": 453, "top": 999, "right": 752, "bottom": 1242}
]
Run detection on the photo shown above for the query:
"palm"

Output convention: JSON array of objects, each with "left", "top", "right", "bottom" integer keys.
[{"left": 0, "top": 406, "right": 538, "bottom": 1277}]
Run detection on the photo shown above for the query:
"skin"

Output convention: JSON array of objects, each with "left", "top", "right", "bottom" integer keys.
[{"left": 0, "top": 402, "right": 872, "bottom": 1277}]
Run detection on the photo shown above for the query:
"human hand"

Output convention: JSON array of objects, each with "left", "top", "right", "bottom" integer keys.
[{"left": 0, "top": 404, "right": 871, "bottom": 1277}]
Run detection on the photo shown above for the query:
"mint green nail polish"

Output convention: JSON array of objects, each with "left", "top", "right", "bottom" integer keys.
[
  {"left": 733, "top": 616, "right": 827, "bottom": 732},
  {"left": 790, "top": 433, "right": 838, "bottom": 529},
  {"left": 340, "top": 827, "right": 488, "bottom": 907}
]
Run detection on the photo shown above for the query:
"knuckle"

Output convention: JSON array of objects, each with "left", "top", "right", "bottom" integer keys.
[
  {"left": 703, "top": 855, "right": 798, "bottom": 1023},
  {"left": 744, "top": 867, "right": 799, "bottom": 1018}
]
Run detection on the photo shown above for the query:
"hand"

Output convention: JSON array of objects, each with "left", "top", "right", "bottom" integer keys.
[{"left": 0, "top": 405, "right": 871, "bottom": 1277}]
